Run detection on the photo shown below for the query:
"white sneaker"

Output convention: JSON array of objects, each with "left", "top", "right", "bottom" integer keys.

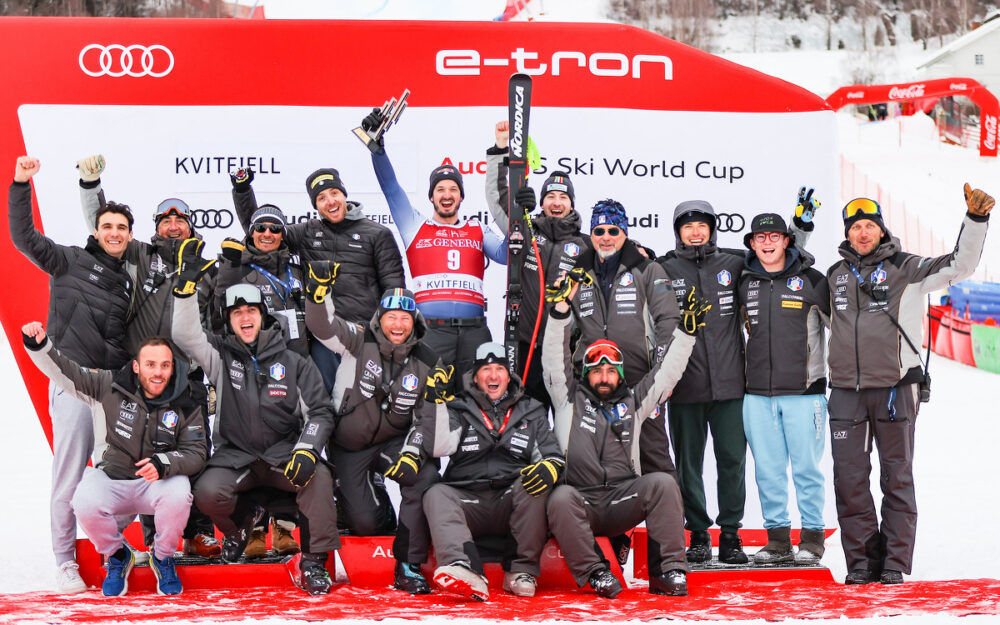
[
  {"left": 502, "top": 571, "right": 537, "bottom": 597},
  {"left": 56, "top": 561, "right": 87, "bottom": 594}
]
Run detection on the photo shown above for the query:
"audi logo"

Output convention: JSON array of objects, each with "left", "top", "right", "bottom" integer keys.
[
  {"left": 715, "top": 213, "right": 746, "bottom": 233},
  {"left": 79, "top": 44, "right": 174, "bottom": 78},
  {"left": 190, "top": 209, "right": 234, "bottom": 229}
]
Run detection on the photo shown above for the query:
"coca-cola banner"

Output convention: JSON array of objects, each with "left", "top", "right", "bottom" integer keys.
[
  {"left": 826, "top": 77, "right": 999, "bottom": 157},
  {"left": 0, "top": 17, "right": 839, "bottom": 455}
]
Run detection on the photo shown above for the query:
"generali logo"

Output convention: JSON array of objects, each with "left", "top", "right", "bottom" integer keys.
[
  {"left": 888, "top": 84, "right": 926, "bottom": 99},
  {"left": 984, "top": 114, "right": 997, "bottom": 151},
  {"left": 436, "top": 48, "right": 672, "bottom": 79}
]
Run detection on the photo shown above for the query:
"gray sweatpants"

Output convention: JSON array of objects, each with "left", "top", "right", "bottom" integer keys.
[
  {"left": 547, "top": 473, "right": 687, "bottom": 585},
  {"left": 71, "top": 467, "right": 192, "bottom": 560},
  {"left": 423, "top": 481, "right": 548, "bottom": 576},
  {"left": 829, "top": 385, "right": 919, "bottom": 575},
  {"left": 49, "top": 382, "right": 94, "bottom": 565}
]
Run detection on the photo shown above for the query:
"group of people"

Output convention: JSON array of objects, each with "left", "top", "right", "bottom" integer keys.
[{"left": 9, "top": 111, "right": 993, "bottom": 601}]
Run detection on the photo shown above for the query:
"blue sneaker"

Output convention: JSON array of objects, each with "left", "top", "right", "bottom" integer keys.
[
  {"left": 102, "top": 545, "right": 135, "bottom": 597},
  {"left": 150, "top": 554, "right": 183, "bottom": 595}
]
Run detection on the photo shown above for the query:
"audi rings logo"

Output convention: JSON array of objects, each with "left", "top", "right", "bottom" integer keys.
[
  {"left": 714, "top": 213, "right": 746, "bottom": 233},
  {"left": 190, "top": 209, "right": 234, "bottom": 229},
  {"left": 79, "top": 44, "right": 174, "bottom": 78}
]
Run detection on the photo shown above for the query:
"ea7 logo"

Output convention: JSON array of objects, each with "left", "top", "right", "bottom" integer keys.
[{"left": 833, "top": 431, "right": 848, "bottom": 440}]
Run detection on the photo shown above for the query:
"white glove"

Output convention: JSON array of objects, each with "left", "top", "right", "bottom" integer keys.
[{"left": 77, "top": 155, "right": 106, "bottom": 182}]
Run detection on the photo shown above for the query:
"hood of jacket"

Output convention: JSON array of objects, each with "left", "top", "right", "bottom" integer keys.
[
  {"left": 85, "top": 235, "right": 128, "bottom": 271},
  {"left": 112, "top": 354, "right": 191, "bottom": 408},
  {"left": 533, "top": 209, "right": 583, "bottom": 241},
  {"left": 672, "top": 200, "right": 719, "bottom": 260}
]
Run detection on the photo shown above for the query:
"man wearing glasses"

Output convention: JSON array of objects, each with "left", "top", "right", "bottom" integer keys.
[
  {"left": 826, "top": 186, "right": 992, "bottom": 585},
  {"left": 305, "top": 279, "right": 445, "bottom": 596},
  {"left": 738, "top": 213, "right": 830, "bottom": 566}
]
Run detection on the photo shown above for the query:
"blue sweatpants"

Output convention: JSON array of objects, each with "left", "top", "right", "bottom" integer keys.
[{"left": 742, "top": 393, "right": 826, "bottom": 530}]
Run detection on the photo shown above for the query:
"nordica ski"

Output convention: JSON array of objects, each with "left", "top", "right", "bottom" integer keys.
[{"left": 505, "top": 72, "right": 532, "bottom": 375}]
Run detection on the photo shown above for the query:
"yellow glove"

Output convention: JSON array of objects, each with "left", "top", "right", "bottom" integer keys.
[
  {"left": 173, "top": 238, "right": 216, "bottom": 297},
  {"left": 384, "top": 451, "right": 421, "bottom": 483},
  {"left": 306, "top": 261, "right": 340, "bottom": 304},
  {"left": 424, "top": 365, "right": 455, "bottom": 404},
  {"left": 519, "top": 458, "right": 564, "bottom": 496},
  {"left": 545, "top": 267, "right": 592, "bottom": 303},
  {"left": 283, "top": 449, "right": 318, "bottom": 488},
  {"left": 680, "top": 286, "right": 712, "bottom": 336}
]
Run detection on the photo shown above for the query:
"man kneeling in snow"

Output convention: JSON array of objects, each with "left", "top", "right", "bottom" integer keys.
[{"left": 23, "top": 325, "right": 208, "bottom": 597}]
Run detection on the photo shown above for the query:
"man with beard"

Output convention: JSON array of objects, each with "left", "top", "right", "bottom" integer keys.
[{"left": 23, "top": 326, "right": 208, "bottom": 596}]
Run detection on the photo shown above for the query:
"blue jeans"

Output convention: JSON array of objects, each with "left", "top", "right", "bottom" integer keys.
[{"left": 742, "top": 393, "right": 826, "bottom": 530}]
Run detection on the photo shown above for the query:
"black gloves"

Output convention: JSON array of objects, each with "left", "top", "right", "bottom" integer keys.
[
  {"left": 384, "top": 451, "right": 421, "bottom": 484},
  {"left": 515, "top": 185, "right": 536, "bottom": 213},
  {"left": 220, "top": 237, "right": 245, "bottom": 263},
  {"left": 174, "top": 238, "right": 216, "bottom": 297},
  {"left": 680, "top": 286, "right": 712, "bottom": 336},
  {"left": 230, "top": 168, "right": 254, "bottom": 193},
  {"left": 284, "top": 449, "right": 318, "bottom": 488},
  {"left": 305, "top": 261, "right": 340, "bottom": 304},
  {"left": 424, "top": 365, "right": 455, "bottom": 404},
  {"left": 795, "top": 186, "right": 820, "bottom": 224},
  {"left": 519, "top": 458, "right": 564, "bottom": 496}
]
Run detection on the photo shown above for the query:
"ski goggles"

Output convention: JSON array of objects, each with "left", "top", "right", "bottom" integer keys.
[
  {"left": 592, "top": 226, "right": 622, "bottom": 237},
  {"left": 842, "top": 198, "right": 882, "bottom": 220},
  {"left": 224, "top": 284, "right": 264, "bottom": 309},
  {"left": 582, "top": 341, "right": 624, "bottom": 368},
  {"left": 154, "top": 198, "right": 191, "bottom": 222},
  {"left": 251, "top": 223, "right": 284, "bottom": 234},
  {"left": 380, "top": 292, "right": 416, "bottom": 312}
]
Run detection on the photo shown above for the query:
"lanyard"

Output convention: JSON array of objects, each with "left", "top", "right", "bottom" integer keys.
[
  {"left": 480, "top": 406, "right": 513, "bottom": 435},
  {"left": 249, "top": 263, "right": 301, "bottom": 305},
  {"left": 848, "top": 262, "right": 883, "bottom": 287}
]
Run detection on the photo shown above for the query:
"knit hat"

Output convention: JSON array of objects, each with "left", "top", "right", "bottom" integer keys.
[
  {"left": 250, "top": 204, "right": 285, "bottom": 226},
  {"left": 540, "top": 171, "right": 575, "bottom": 207},
  {"left": 581, "top": 339, "right": 625, "bottom": 381},
  {"left": 305, "top": 168, "right": 348, "bottom": 208},
  {"left": 377, "top": 287, "right": 417, "bottom": 320},
  {"left": 743, "top": 212, "right": 791, "bottom": 248},
  {"left": 154, "top": 198, "right": 190, "bottom": 225},
  {"left": 842, "top": 197, "right": 886, "bottom": 238},
  {"left": 590, "top": 199, "right": 629, "bottom": 234},
  {"left": 427, "top": 164, "right": 465, "bottom": 199},
  {"left": 472, "top": 342, "right": 507, "bottom": 373}
]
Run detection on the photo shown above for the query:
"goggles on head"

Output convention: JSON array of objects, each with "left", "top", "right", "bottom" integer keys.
[
  {"left": 583, "top": 342, "right": 624, "bottom": 368},
  {"left": 380, "top": 293, "right": 416, "bottom": 312},
  {"left": 843, "top": 198, "right": 882, "bottom": 220},
  {"left": 155, "top": 198, "right": 191, "bottom": 222},
  {"left": 224, "top": 284, "right": 263, "bottom": 309}
]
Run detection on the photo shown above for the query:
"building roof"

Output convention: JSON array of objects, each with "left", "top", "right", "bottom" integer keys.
[{"left": 918, "top": 15, "right": 1000, "bottom": 69}]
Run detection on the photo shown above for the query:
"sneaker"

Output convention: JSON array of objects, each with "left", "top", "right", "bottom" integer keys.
[
  {"left": 845, "top": 568, "right": 876, "bottom": 585},
  {"left": 502, "top": 571, "right": 537, "bottom": 597},
  {"left": 753, "top": 527, "right": 793, "bottom": 565},
  {"left": 272, "top": 519, "right": 301, "bottom": 556},
  {"left": 433, "top": 562, "right": 489, "bottom": 601},
  {"left": 649, "top": 569, "right": 688, "bottom": 596},
  {"left": 243, "top": 528, "right": 268, "bottom": 559},
  {"left": 394, "top": 561, "right": 431, "bottom": 595},
  {"left": 298, "top": 555, "right": 333, "bottom": 595},
  {"left": 880, "top": 569, "right": 904, "bottom": 585},
  {"left": 183, "top": 533, "right": 222, "bottom": 558},
  {"left": 718, "top": 532, "right": 749, "bottom": 564},
  {"left": 102, "top": 545, "right": 135, "bottom": 597},
  {"left": 686, "top": 530, "right": 712, "bottom": 563},
  {"left": 55, "top": 561, "right": 87, "bottom": 594},
  {"left": 221, "top": 504, "right": 266, "bottom": 563},
  {"left": 149, "top": 554, "right": 183, "bottom": 595},
  {"left": 587, "top": 568, "right": 622, "bottom": 599}
]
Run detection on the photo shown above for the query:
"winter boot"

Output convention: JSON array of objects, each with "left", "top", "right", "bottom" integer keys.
[
  {"left": 433, "top": 561, "right": 489, "bottom": 601},
  {"left": 394, "top": 561, "right": 431, "bottom": 595},
  {"left": 56, "top": 561, "right": 87, "bottom": 594},
  {"left": 880, "top": 569, "right": 904, "bottom": 585},
  {"left": 609, "top": 533, "right": 632, "bottom": 568},
  {"left": 150, "top": 554, "right": 183, "bottom": 595},
  {"left": 297, "top": 552, "right": 333, "bottom": 595},
  {"left": 649, "top": 569, "right": 688, "bottom": 596},
  {"left": 102, "top": 545, "right": 135, "bottom": 597},
  {"left": 753, "top": 526, "right": 793, "bottom": 564},
  {"left": 243, "top": 527, "right": 268, "bottom": 559},
  {"left": 718, "top": 531, "right": 749, "bottom": 564},
  {"left": 183, "top": 533, "right": 222, "bottom": 558},
  {"left": 794, "top": 528, "right": 826, "bottom": 564},
  {"left": 272, "top": 518, "right": 301, "bottom": 556},
  {"left": 221, "top": 503, "right": 266, "bottom": 563},
  {"left": 588, "top": 567, "right": 623, "bottom": 599},
  {"left": 686, "top": 530, "right": 712, "bottom": 563},
  {"left": 502, "top": 571, "right": 537, "bottom": 597},
  {"left": 844, "top": 569, "right": 876, "bottom": 585}
]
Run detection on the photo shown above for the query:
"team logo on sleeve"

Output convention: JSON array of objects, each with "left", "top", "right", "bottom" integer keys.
[
  {"left": 563, "top": 242, "right": 580, "bottom": 257},
  {"left": 401, "top": 374, "right": 418, "bottom": 391},
  {"left": 618, "top": 272, "right": 634, "bottom": 287},
  {"left": 717, "top": 270, "right": 732, "bottom": 287},
  {"left": 161, "top": 410, "right": 178, "bottom": 428},
  {"left": 269, "top": 363, "right": 286, "bottom": 381},
  {"left": 786, "top": 276, "right": 804, "bottom": 291}
]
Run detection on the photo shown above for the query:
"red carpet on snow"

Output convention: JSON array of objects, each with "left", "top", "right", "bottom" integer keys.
[{"left": 1, "top": 578, "right": 999, "bottom": 623}]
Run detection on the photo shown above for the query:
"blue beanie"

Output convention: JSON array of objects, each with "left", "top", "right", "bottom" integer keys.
[{"left": 590, "top": 199, "right": 629, "bottom": 234}]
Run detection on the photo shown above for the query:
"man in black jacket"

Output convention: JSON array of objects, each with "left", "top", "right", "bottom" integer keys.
[{"left": 10, "top": 156, "right": 134, "bottom": 593}]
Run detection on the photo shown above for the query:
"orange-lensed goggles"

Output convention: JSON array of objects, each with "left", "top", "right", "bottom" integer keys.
[
  {"left": 842, "top": 198, "right": 882, "bottom": 220},
  {"left": 583, "top": 342, "right": 624, "bottom": 367}
]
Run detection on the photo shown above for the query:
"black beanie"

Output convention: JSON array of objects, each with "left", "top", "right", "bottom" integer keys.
[
  {"left": 305, "top": 168, "right": 348, "bottom": 208},
  {"left": 540, "top": 171, "right": 575, "bottom": 207},
  {"left": 427, "top": 164, "right": 464, "bottom": 199},
  {"left": 843, "top": 212, "right": 886, "bottom": 238}
]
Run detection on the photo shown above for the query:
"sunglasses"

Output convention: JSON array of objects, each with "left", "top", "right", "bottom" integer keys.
[
  {"left": 380, "top": 294, "right": 416, "bottom": 312},
  {"left": 583, "top": 342, "right": 624, "bottom": 367},
  {"left": 592, "top": 226, "right": 622, "bottom": 237},
  {"left": 252, "top": 223, "right": 284, "bottom": 234},
  {"left": 843, "top": 198, "right": 882, "bottom": 220},
  {"left": 752, "top": 232, "right": 785, "bottom": 243}
]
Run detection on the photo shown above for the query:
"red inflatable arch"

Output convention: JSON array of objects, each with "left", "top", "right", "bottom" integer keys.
[{"left": 826, "top": 77, "right": 1000, "bottom": 157}]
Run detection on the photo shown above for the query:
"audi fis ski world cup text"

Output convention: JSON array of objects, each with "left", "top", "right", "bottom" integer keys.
[{"left": 436, "top": 48, "right": 672, "bottom": 79}]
